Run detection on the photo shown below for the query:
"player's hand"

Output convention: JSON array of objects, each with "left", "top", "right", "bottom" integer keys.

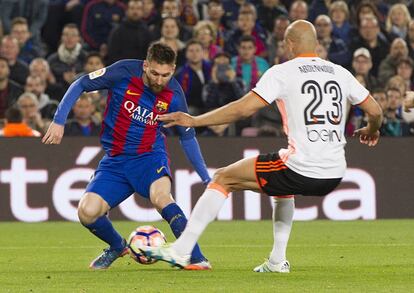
[
  {"left": 157, "top": 112, "right": 195, "bottom": 128},
  {"left": 353, "top": 127, "right": 380, "bottom": 147},
  {"left": 404, "top": 91, "right": 414, "bottom": 112},
  {"left": 42, "top": 122, "right": 64, "bottom": 144}
]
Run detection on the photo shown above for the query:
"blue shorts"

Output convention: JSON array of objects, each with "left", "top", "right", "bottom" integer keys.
[{"left": 85, "top": 153, "right": 171, "bottom": 208}]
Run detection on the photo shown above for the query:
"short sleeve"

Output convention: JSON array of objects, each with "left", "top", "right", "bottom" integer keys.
[
  {"left": 345, "top": 69, "right": 370, "bottom": 105},
  {"left": 252, "top": 66, "right": 284, "bottom": 104}
]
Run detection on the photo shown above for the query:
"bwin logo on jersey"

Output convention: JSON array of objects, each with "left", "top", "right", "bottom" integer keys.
[{"left": 124, "top": 101, "right": 159, "bottom": 126}]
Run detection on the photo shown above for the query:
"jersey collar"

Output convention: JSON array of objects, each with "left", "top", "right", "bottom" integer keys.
[{"left": 296, "top": 53, "right": 318, "bottom": 58}]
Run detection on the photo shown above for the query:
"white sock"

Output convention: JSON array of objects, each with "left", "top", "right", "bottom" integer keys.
[
  {"left": 172, "top": 186, "right": 228, "bottom": 257},
  {"left": 269, "top": 197, "right": 294, "bottom": 265}
]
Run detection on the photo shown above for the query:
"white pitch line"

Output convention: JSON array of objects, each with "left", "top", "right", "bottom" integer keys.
[{"left": 0, "top": 243, "right": 412, "bottom": 250}]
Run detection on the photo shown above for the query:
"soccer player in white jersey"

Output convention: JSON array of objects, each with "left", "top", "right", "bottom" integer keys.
[{"left": 141, "top": 20, "right": 383, "bottom": 272}]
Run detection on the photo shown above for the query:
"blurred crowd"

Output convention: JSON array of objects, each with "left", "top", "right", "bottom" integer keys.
[{"left": 0, "top": 0, "right": 414, "bottom": 138}]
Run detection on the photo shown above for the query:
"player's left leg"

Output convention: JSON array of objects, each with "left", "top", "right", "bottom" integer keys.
[{"left": 149, "top": 176, "right": 211, "bottom": 270}]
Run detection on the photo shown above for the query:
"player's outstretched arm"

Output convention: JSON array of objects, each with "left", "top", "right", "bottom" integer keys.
[
  {"left": 353, "top": 95, "right": 383, "bottom": 147},
  {"left": 158, "top": 91, "right": 267, "bottom": 128},
  {"left": 42, "top": 122, "right": 64, "bottom": 144}
]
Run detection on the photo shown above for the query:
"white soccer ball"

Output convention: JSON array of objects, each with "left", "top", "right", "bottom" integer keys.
[{"left": 128, "top": 225, "right": 167, "bottom": 264}]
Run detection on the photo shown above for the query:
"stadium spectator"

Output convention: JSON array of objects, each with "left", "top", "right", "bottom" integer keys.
[
  {"left": 308, "top": 0, "right": 329, "bottom": 23},
  {"left": 231, "top": 36, "right": 269, "bottom": 92},
  {"left": 75, "top": 52, "right": 107, "bottom": 118},
  {"left": 202, "top": 52, "right": 244, "bottom": 112},
  {"left": 180, "top": 0, "right": 199, "bottom": 27},
  {"left": 221, "top": 0, "right": 249, "bottom": 28},
  {"left": 257, "top": 0, "right": 287, "bottom": 34},
  {"left": 0, "top": 57, "right": 24, "bottom": 119},
  {"left": 372, "top": 88, "right": 388, "bottom": 113},
  {"left": 316, "top": 43, "right": 328, "bottom": 60},
  {"left": 175, "top": 40, "right": 212, "bottom": 115},
  {"left": 156, "top": 17, "right": 186, "bottom": 67},
  {"left": 353, "top": 0, "right": 384, "bottom": 28},
  {"left": 141, "top": 0, "right": 161, "bottom": 32},
  {"left": 378, "top": 38, "right": 409, "bottom": 84},
  {"left": 16, "top": 92, "right": 50, "bottom": 134},
  {"left": 329, "top": 1, "right": 352, "bottom": 45},
  {"left": 0, "top": 35, "right": 29, "bottom": 86},
  {"left": 251, "top": 103, "right": 283, "bottom": 137},
  {"left": 159, "top": 0, "right": 193, "bottom": 42},
  {"left": 267, "top": 16, "right": 290, "bottom": 65},
  {"left": 65, "top": 93, "right": 101, "bottom": 136},
  {"left": 225, "top": 11, "right": 267, "bottom": 58},
  {"left": 351, "top": 47, "right": 378, "bottom": 91},
  {"left": 404, "top": 91, "right": 414, "bottom": 111},
  {"left": 406, "top": 20, "right": 414, "bottom": 60},
  {"left": 77, "top": 52, "right": 106, "bottom": 76},
  {"left": 10, "top": 17, "right": 43, "bottom": 64},
  {"left": 29, "top": 58, "right": 64, "bottom": 101},
  {"left": 107, "top": 0, "right": 151, "bottom": 65},
  {"left": 350, "top": 15, "right": 389, "bottom": 77},
  {"left": 385, "top": 4, "right": 411, "bottom": 41},
  {"left": 81, "top": 0, "right": 126, "bottom": 51},
  {"left": 193, "top": 20, "right": 222, "bottom": 61},
  {"left": 314, "top": 14, "right": 351, "bottom": 67},
  {"left": 0, "top": 0, "right": 48, "bottom": 42},
  {"left": 206, "top": 0, "right": 227, "bottom": 49},
  {"left": 47, "top": 24, "right": 87, "bottom": 87},
  {"left": 396, "top": 58, "right": 414, "bottom": 91},
  {"left": 24, "top": 75, "right": 59, "bottom": 120},
  {"left": 380, "top": 87, "right": 409, "bottom": 136},
  {"left": 289, "top": 0, "right": 308, "bottom": 22},
  {"left": 0, "top": 107, "right": 40, "bottom": 137}
]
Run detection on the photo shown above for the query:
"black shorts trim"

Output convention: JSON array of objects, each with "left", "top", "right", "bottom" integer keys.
[{"left": 255, "top": 153, "right": 342, "bottom": 197}]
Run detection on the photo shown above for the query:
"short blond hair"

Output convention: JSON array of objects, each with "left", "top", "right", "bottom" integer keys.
[{"left": 329, "top": 1, "right": 349, "bottom": 20}]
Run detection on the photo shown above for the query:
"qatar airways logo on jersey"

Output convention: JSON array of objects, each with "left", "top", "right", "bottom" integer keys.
[{"left": 124, "top": 101, "right": 159, "bottom": 126}]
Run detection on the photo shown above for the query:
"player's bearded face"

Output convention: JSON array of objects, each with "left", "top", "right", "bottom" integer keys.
[{"left": 143, "top": 61, "right": 175, "bottom": 93}]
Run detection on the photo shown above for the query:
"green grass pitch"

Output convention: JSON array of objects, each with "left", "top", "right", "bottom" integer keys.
[{"left": 0, "top": 220, "right": 413, "bottom": 292}]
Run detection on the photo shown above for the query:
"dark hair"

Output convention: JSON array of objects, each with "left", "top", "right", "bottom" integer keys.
[
  {"left": 146, "top": 42, "right": 177, "bottom": 64},
  {"left": 86, "top": 51, "right": 103, "bottom": 62},
  {"left": 398, "top": 57, "right": 414, "bottom": 68},
  {"left": 238, "top": 35, "right": 256, "bottom": 46},
  {"left": 355, "top": 0, "right": 382, "bottom": 27},
  {"left": 185, "top": 39, "right": 203, "bottom": 51},
  {"left": 208, "top": 0, "right": 222, "bottom": 7},
  {"left": 5, "top": 107, "right": 23, "bottom": 123},
  {"left": 213, "top": 52, "right": 231, "bottom": 62},
  {"left": 0, "top": 56, "right": 9, "bottom": 65},
  {"left": 63, "top": 23, "right": 79, "bottom": 32}
]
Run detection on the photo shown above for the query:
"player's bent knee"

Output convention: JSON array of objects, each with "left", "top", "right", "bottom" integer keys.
[
  {"left": 150, "top": 192, "right": 174, "bottom": 211},
  {"left": 211, "top": 168, "right": 232, "bottom": 191},
  {"left": 78, "top": 193, "right": 108, "bottom": 225}
]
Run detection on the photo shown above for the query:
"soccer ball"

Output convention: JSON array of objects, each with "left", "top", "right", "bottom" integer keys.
[{"left": 128, "top": 225, "right": 167, "bottom": 264}]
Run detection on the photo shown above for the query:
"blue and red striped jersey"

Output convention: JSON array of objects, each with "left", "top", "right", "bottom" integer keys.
[{"left": 54, "top": 60, "right": 196, "bottom": 157}]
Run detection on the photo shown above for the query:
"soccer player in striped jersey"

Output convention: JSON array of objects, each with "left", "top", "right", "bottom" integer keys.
[
  {"left": 141, "top": 20, "right": 383, "bottom": 273},
  {"left": 42, "top": 43, "right": 211, "bottom": 270}
]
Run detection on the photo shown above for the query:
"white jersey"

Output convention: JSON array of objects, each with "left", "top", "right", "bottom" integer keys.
[{"left": 252, "top": 56, "right": 369, "bottom": 179}]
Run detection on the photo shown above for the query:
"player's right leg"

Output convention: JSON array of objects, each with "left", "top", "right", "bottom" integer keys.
[
  {"left": 79, "top": 156, "right": 134, "bottom": 270},
  {"left": 78, "top": 192, "right": 129, "bottom": 270}
]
